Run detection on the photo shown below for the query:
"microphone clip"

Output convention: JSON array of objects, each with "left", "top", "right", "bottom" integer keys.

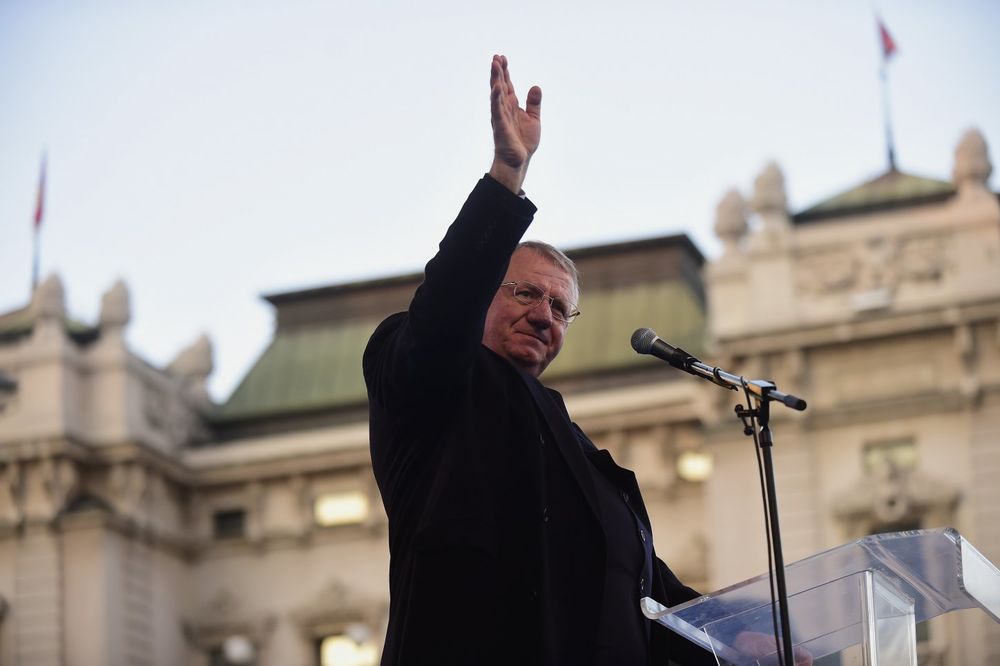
[{"left": 734, "top": 404, "right": 757, "bottom": 437}]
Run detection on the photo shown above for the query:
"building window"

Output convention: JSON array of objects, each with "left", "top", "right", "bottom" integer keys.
[
  {"left": 676, "top": 449, "right": 713, "bottom": 482},
  {"left": 208, "top": 636, "right": 257, "bottom": 666},
  {"left": 862, "top": 438, "right": 916, "bottom": 474},
  {"left": 318, "top": 632, "right": 377, "bottom": 666},
  {"left": 314, "top": 492, "right": 369, "bottom": 527},
  {"left": 213, "top": 509, "right": 246, "bottom": 539}
]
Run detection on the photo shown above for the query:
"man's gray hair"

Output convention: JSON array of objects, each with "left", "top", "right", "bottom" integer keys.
[{"left": 516, "top": 240, "right": 580, "bottom": 298}]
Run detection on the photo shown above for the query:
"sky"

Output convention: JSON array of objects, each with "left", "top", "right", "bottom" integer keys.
[{"left": 2, "top": 1, "right": 999, "bottom": 401}]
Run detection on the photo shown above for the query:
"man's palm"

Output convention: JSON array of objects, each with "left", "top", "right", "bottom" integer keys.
[{"left": 490, "top": 55, "right": 541, "bottom": 170}]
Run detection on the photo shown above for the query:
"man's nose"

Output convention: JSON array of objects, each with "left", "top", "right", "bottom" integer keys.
[{"left": 526, "top": 299, "right": 554, "bottom": 327}]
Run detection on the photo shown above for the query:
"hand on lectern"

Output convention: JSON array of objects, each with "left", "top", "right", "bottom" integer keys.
[{"left": 733, "top": 631, "right": 813, "bottom": 665}]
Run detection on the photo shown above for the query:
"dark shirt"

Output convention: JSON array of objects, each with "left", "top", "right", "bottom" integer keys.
[
  {"left": 539, "top": 411, "right": 653, "bottom": 665},
  {"left": 589, "top": 454, "right": 650, "bottom": 665}
]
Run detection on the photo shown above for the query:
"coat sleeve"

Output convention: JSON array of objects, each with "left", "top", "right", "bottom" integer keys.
[
  {"left": 650, "top": 558, "right": 719, "bottom": 665},
  {"left": 363, "top": 175, "right": 536, "bottom": 413}
]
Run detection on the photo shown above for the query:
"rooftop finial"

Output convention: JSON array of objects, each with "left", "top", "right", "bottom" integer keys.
[
  {"left": 99, "top": 280, "right": 131, "bottom": 329},
  {"left": 168, "top": 334, "right": 214, "bottom": 403},
  {"left": 751, "top": 162, "right": 788, "bottom": 216},
  {"left": 714, "top": 189, "right": 748, "bottom": 254},
  {"left": 31, "top": 273, "right": 65, "bottom": 321},
  {"left": 952, "top": 128, "right": 992, "bottom": 200}
]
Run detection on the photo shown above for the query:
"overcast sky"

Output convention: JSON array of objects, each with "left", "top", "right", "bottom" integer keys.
[{"left": 2, "top": 1, "right": 999, "bottom": 401}]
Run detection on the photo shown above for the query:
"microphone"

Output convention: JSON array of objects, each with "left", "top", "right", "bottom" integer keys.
[
  {"left": 630, "top": 328, "right": 696, "bottom": 370},
  {"left": 631, "top": 327, "right": 807, "bottom": 411}
]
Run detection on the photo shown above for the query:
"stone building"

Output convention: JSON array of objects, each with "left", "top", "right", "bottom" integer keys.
[
  {"left": 0, "top": 128, "right": 997, "bottom": 665},
  {"left": 704, "top": 128, "right": 1000, "bottom": 665}
]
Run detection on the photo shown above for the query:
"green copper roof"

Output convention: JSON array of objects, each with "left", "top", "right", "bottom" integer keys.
[
  {"left": 218, "top": 279, "right": 706, "bottom": 421},
  {"left": 545, "top": 280, "right": 705, "bottom": 379},
  {"left": 218, "top": 318, "right": 379, "bottom": 420},
  {"left": 794, "top": 170, "right": 954, "bottom": 223}
]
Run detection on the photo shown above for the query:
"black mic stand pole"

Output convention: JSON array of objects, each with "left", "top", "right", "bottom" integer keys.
[
  {"left": 631, "top": 330, "right": 805, "bottom": 664},
  {"left": 666, "top": 352, "right": 801, "bottom": 663},
  {"left": 737, "top": 383, "right": 796, "bottom": 665}
]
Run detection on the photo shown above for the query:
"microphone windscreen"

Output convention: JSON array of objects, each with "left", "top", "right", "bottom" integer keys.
[{"left": 631, "top": 328, "right": 657, "bottom": 354}]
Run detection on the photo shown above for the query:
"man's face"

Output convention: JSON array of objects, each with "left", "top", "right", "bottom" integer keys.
[{"left": 482, "top": 248, "right": 577, "bottom": 377}]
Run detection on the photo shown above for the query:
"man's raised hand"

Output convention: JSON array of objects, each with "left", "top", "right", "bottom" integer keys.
[{"left": 488, "top": 55, "right": 542, "bottom": 194}]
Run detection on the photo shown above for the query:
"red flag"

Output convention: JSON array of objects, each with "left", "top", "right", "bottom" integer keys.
[
  {"left": 877, "top": 19, "right": 897, "bottom": 61},
  {"left": 33, "top": 154, "right": 46, "bottom": 229}
]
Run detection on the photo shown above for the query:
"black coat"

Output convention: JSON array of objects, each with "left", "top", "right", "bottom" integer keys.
[{"left": 364, "top": 176, "right": 713, "bottom": 666}]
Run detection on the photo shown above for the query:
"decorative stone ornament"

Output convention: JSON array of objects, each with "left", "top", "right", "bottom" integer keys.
[
  {"left": 168, "top": 334, "right": 213, "bottom": 380},
  {"left": 750, "top": 161, "right": 788, "bottom": 216},
  {"left": 183, "top": 588, "right": 275, "bottom": 660},
  {"left": 749, "top": 162, "right": 791, "bottom": 251},
  {"left": 713, "top": 188, "right": 748, "bottom": 253},
  {"left": 30, "top": 273, "right": 66, "bottom": 321},
  {"left": 168, "top": 334, "right": 214, "bottom": 403},
  {"left": 952, "top": 128, "right": 992, "bottom": 198},
  {"left": 99, "top": 279, "right": 131, "bottom": 329}
]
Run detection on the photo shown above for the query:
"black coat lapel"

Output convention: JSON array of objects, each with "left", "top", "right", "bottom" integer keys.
[
  {"left": 586, "top": 447, "right": 653, "bottom": 531},
  {"left": 516, "top": 370, "right": 602, "bottom": 524}
]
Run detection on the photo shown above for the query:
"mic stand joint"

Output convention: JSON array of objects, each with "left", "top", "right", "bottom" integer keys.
[{"left": 734, "top": 404, "right": 757, "bottom": 436}]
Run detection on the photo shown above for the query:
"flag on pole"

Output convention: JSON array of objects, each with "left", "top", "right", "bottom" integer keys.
[
  {"left": 877, "top": 18, "right": 897, "bottom": 61},
  {"left": 32, "top": 153, "right": 46, "bottom": 291},
  {"left": 34, "top": 154, "right": 46, "bottom": 229},
  {"left": 875, "top": 18, "right": 898, "bottom": 171}
]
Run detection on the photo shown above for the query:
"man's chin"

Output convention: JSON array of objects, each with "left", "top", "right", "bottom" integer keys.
[{"left": 507, "top": 347, "right": 547, "bottom": 376}]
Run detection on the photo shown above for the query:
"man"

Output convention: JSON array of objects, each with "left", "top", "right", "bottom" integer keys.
[{"left": 364, "top": 55, "right": 719, "bottom": 665}]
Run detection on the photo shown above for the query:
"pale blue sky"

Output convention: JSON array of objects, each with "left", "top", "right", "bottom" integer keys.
[{"left": 2, "top": 1, "right": 999, "bottom": 400}]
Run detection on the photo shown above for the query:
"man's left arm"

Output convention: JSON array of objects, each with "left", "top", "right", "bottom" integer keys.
[
  {"left": 654, "top": 557, "right": 702, "bottom": 607},
  {"left": 650, "top": 559, "right": 813, "bottom": 665},
  {"left": 648, "top": 560, "right": 718, "bottom": 666}
]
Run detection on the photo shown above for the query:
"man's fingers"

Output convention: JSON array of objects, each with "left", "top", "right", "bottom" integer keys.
[
  {"left": 490, "top": 56, "right": 508, "bottom": 129},
  {"left": 490, "top": 55, "right": 502, "bottom": 90},
  {"left": 490, "top": 80, "right": 505, "bottom": 127},
  {"left": 491, "top": 54, "right": 515, "bottom": 109},
  {"left": 525, "top": 85, "right": 542, "bottom": 120},
  {"left": 502, "top": 56, "right": 517, "bottom": 101}
]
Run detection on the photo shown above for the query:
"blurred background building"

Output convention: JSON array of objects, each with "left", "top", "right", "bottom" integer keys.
[{"left": 0, "top": 127, "right": 998, "bottom": 665}]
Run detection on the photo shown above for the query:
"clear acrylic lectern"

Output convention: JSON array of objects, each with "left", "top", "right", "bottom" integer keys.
[{"left": 641, "top": 528, "right": 1000, "bottom": 665}]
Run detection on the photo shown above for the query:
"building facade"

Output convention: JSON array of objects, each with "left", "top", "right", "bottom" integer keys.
[{"left": 0, "top": 128, "right": 997, "bottom": 665}]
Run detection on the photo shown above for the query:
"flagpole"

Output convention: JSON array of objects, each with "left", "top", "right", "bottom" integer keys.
[
  {"left": 32, "top": 152, "right": 46, "bottom": 294},
  {"left": 880, "top": 62, "right": 896, "bottom": 172},
  {"left": 876, "top": 17, "right": 898, "bottom": 172},
  {"left": 32, "top": 226, "right": 40, "bottom": 292}
]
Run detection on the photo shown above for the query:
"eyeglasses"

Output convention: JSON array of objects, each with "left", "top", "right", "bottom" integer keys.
[{"left": 500, "top": 281, "right": 581, "bottom": 323}]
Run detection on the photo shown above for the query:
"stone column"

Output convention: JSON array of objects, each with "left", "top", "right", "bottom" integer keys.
[{"left": 15, "top": 526, "right": 62, "bottom": 666}]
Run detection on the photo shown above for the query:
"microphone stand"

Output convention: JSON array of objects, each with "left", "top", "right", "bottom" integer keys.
[
  {"left": 665, "top": 353, "right": 804, "bottom": 665},
  {"left": 736, "top": 384, "right": 795, "bottom": 666}
]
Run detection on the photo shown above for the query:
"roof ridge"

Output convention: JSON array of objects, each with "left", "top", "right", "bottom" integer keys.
[{"left": 794, "top": 169, "right": 956, "bottom": 224}]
